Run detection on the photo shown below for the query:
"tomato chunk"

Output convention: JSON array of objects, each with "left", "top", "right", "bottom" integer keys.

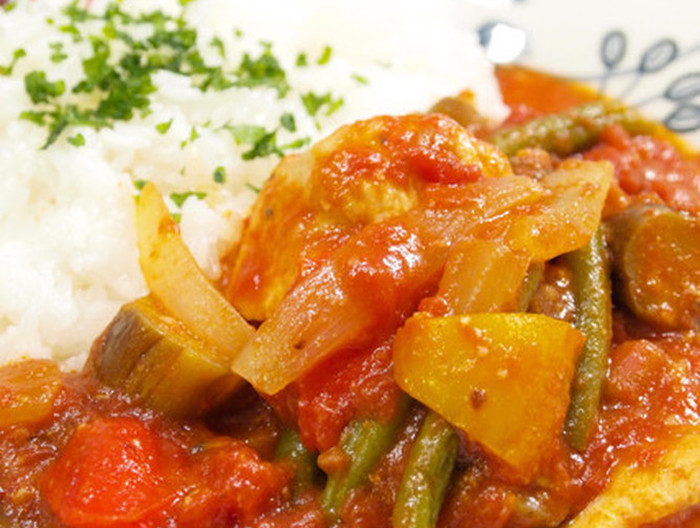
[
  {"left": 41, "top": 417, "right": 176, "bottom": 528},
  {"left": 177, "top": 440, "right": 291, "bottom": 527},
  {"left": 296, "top": 340, "right": 401, "bottom": 451},
  {"left": 41, "top": 416, "right": 291, "bottom": 528}
]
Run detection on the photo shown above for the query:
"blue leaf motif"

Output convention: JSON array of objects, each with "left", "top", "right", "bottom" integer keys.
[
  {"left": 638, "top": 39, "right": 678, "bottom": 74},
  {"left": 665, "top": 104, "right": 700, "bottom": 133},
  {"left": 600, "top": 30, "right": 626, "bottom": 70},
  {"left": 664, "top": 73, "right": 700, "bottom": 101}
]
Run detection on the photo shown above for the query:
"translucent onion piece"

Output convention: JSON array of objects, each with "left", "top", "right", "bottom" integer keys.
[{"left": 136, "top": 183, "right": 254, "bottom": 364}]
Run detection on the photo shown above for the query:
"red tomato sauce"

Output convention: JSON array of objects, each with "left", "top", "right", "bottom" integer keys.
[
  {"left": 496, "top": 65, "right": 700, "bottom": 215},
  {"left": 583, "top": 124, "right": 700, "bottom": 215},
  {"left": 0, "top": 368, "right": 294, "bottom": 527},
  {"left": 494, "top": 65, "right": 598, "bottom": 125},
  {"left": 293, "top": 339, "right": 402, "bottom": 452},
  {"left": 569, "top": 335, "right": 699, "bottom": 510}
]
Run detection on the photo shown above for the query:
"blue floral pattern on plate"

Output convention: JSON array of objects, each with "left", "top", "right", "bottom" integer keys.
[
  {"left": 594, "top": 31, "right": 700, "bottom": 133},
  {"left": 468, "top": 0, "right": 700, "bottom": 142}
]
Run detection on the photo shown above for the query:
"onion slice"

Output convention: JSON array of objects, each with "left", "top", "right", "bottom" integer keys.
[
  {"left": 232, "top": 175, "right": 545, "bottom": 395},
  {"left": 136, "top": 183, "right": 254, "bottom": 363}
]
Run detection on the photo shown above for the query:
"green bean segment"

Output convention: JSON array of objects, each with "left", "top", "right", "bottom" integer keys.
[
  {"left": 489, "top": 100, "right": 656, "bottom": 157},
  {"left": 393, "top": 411, "right": 459, "bottom": 528},
  {"left": 275, "top": 428, "right": 320, "bottom": 492},
  {"left": 563, "top": 229, "right": 613, "bottom": 450},
  {"left": 321, "top": 399, "right": 409, "bottom": 522}
]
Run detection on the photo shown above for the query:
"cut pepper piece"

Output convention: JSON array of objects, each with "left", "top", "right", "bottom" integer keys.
[{"left": 393, "top": 313, "right": 584, "bottom": 479}]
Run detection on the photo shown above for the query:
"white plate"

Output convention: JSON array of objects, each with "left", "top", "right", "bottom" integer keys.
[{"left": 459, "top": 0, "right": 700, "bottom": 144}]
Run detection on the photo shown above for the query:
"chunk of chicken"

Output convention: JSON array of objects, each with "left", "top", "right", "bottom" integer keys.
[{"left": 222, "top": 114, "right": 512, "bottom": 322}]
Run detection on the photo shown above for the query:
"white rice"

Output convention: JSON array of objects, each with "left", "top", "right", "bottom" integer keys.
[{"left": 0, "top": 0, "right": 506, "bottom": 370}]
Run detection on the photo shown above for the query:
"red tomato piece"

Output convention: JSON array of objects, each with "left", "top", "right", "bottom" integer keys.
[
  {"left": 296, "top": 340, "right": 401, "bottom": 451},
  {"left": 584, "top": 125, "right": 700, "bottom": 215},
  {"left": 41, "top": 417, "right": 177, "bottom": 528},
  {"left": 177, "top": 440, "right": 291, "bottom": 527}
]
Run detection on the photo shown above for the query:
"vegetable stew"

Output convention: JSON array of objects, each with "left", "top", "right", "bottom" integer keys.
[{"left": 0, "top": 66, "right": 698, "bottom": 528}]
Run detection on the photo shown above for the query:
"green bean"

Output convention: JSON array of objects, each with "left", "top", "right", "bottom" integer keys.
[
  {"left": 489, "top": 100, "right": 656, "bottom": 157},
  {"left": 390, "top": 261, "right": 544, "bottom": 528},
  {"left": 393, "top": 411, "right": 459, "bottom": 528},
  {"left": 563, "top": 229, "right": 612, "bottom": 450},
  {"left": 321, "top": 398, "right": 409, "bottom": 522},
  {"left": 517, "top": 262, "right": 545, "bottom": 312},
  {"left": 274, "top": 428, "right": 320, "bottom": 493}
]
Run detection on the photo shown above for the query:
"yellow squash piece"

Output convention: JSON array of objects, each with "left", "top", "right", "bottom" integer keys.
[{"left": 393, "top": 313, "right": 584, "bottom": 479}]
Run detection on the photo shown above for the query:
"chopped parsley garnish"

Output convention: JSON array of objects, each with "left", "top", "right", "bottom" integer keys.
[
  {"left": 280, "top": 112, "right": 296, "bottom": 132},
  {"left": 180, "top": 126, "right": 200, "bottom": 148},
  {"left": 282, "top": 136, "right": 311, "bottom": 150},
  {"left": 223, "top": 114, "right": 309, "bottom": 161},
  {"left": 241, "top": 128, "right": 283, "bottom": 160},
  {"left": 14, "top": 0, "right": 340, "bottom": 153},
  {"left": 0, "top": 48, "right": 26, "bottom": 76},
  {"left": 170, "top": 190, "right": 207, "bottom": 208},
  {"left": 210, "top": 36, "right": 225, "bottom": 57},
  {"left": 62, "top": 1, "right": 96, "bottom": 23},
  {"left": 351, "top": 73, "right": 369, "bottom": 85},
  {"left": 133, "top": 179, "right": 148, "bottom": 191},
  {"left": 245, "top": 182, "right": 261, "bottom": 194},
  {"left": 234, "top": 43, "right": 289, "bottom": 97},
  {"left": 16, "top": 2, "right": 297, "bottom": 147},
  {"left": 49, "top": 43, "right": 68, "bottom": 63},
  {"left": 213, "top": 166, "right": 226, "bottom": 184},
  {"left": 24, "top": 71, "right": 65, "bottom": 104},
  {"left": 59, "top": 24, "right": 82, "bottom": 42},
  {"left": 301, "top": 91, "right": 344, "bottom": 117},
  {"left": 224, "top": 123, "right": 268, "bottom": 146},
  {"left": 156, "top": 119, "right": 173, "bottom": 134},
  {"left": 317, "top": 45, "right": 332, "bottom": 65},
  {"left": 20, "top": 104, "right": 109, "bottom": 149},
  {"left": 67, "top": 133, "right": 85, "bottom": 146},
  {"left": 2, "top": 1, "right": 17, "bottom": 13}
]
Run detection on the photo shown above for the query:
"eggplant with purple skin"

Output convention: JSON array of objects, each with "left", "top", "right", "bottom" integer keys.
[
  {"left": 607, "top": 204, "right": 700, "bottom": 331},
  {"left": 88, "top": 295, "right": 243, "bottom": 417}
]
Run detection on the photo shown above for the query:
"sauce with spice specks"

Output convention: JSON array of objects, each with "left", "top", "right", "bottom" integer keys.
[{"left": 0, "top": 67, "right": 698, "bottom": 528}]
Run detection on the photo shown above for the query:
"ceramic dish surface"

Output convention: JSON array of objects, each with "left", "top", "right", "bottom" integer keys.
[{"left": 460, "top": 0, "right": 700, "bottom": 144}]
